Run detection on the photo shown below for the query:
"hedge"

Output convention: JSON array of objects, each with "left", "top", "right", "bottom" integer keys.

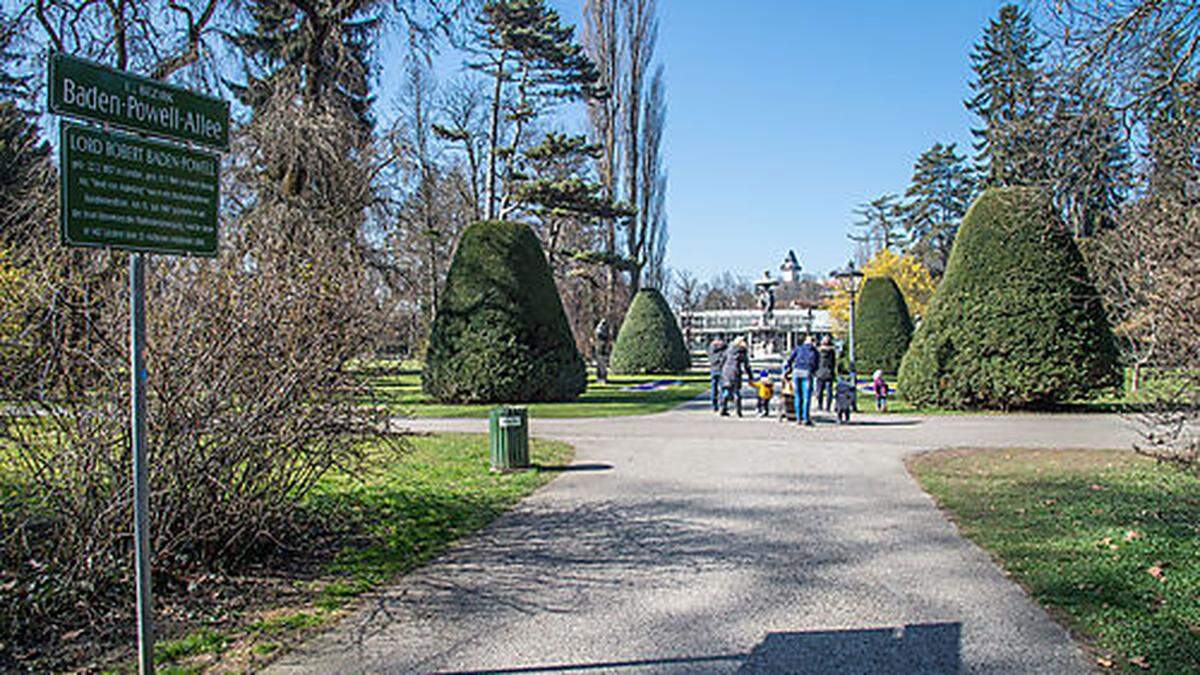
[
  {"left": 423, "top": 220, "right": 586, "bottom": 403},
  {"left": 610, "top": 288, "right": 691, "bottom": 374},
  {"left": 898, "top": 187, "right": 1120, "bottom": 409},
  {"left": 854, "top": 275, "right": 913, "bottom": 375}
]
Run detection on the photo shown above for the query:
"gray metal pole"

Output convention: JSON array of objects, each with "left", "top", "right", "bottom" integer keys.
[{"left": 130, "top": 253, "right": 154, "bottom": 675}]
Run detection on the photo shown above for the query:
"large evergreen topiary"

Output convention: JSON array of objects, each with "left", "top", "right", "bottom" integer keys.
[
  {"left": 898, "top": 187, "right": 1120, "bottom": 410},
  {"left": 610, "top": 288, "right": 691, "bottom": 374},
  {"left": 855, "top": 276, "right": 913, "bottom": 375},
  {"left": 423, "top": 220, "right": 586, "bottom": 403}
]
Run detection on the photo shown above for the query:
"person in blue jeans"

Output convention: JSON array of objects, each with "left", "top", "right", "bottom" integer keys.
[
  {"left": 784, "top": 335, "right": 819, "bottom": 426},
  {"left": 707, "top": 337, "right": 727, "bottom": 412}
]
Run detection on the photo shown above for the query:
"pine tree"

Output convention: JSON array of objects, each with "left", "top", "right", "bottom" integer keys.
[
  {"left": 902, "top": 142, "right": 976, "bottom": 275},
  {"left": 514, "top": 131, "right": 632, "bottom": 266},
  {"left": 965, "top": 4, "right": 1049, "bottom": 187},
  {"left": 849, "top": 194, "right": 904, "bottom": 257},
  {"left": 468, "top": 0, "right": 604, "bottom": 220},
  {"left": 229, "top": 0, "right": 380, "bottom": 126},
  {"left": 229, "top": 0, "right": 383, "bottom": 201}
]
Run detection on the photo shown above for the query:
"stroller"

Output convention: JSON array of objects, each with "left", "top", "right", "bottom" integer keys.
[
  {"left": 835, "top": 378, "right": 855, "bottom": 424},
  {"left": 779, "top": 376, "right": 796, "bottom": 422}
]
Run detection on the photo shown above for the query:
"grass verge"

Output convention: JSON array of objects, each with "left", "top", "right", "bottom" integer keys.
[
  {"left": 131, "top": 432, "right": 572, "bottom": 673},
  {"left": 908, "top": 448, "right": 1200, "bottom": 673},
  {"left": 363, "top": 365, "right": 708, "bottom": 418}
]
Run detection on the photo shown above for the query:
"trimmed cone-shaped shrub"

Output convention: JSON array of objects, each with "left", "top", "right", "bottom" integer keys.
[
  {"left": 423, "top": 220, "right": 586, "bottom": 403},
  {"left": 855, "top": 276, "right": 913, "bottom": 375},
  {"left": 898, "top": 187, "right": 1120, "bottom": 410},
  {"left": 610, "top": 288, "right": 691, "bottom": 374}
]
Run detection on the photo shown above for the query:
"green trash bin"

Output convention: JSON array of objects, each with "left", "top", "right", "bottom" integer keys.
[{"left": 489, "top": 406, "right": 529, "bottom": 471}]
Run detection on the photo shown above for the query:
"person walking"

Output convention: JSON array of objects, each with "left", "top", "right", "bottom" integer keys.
[
  {"left": 784, "top": 335, "right": 819, "bottom": 426},
  {"left": 872, "top": 370, "right": 890, "bottom": 412},
  {"left": 593, "top": 319, "right": 612, "bottom": 384},
  {"left": 707, "top": 337, "right": 727, "bottom": 413},
  {"left": 720, "top": 337, "right": 753, "bottom": 417},
  {"left": 815, "top": 335, "right": 837, "bottom": 412}
]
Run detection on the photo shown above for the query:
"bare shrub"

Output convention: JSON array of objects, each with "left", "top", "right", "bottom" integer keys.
[{"left": 0, "top": 85, "right": 392, "bottom": 654}]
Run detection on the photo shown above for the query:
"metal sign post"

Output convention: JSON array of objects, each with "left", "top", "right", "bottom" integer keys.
[
  {"left": 47, "top": 52, "right": 229, "bottom": 675},
  {"left": 130, "top": 253, "right": 152, "bottom": 675}
]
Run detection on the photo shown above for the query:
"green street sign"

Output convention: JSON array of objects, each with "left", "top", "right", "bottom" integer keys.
[
  {"left": 60, "top": 122, "right": 219, "bottom": 256},
  {"left": 49, "top": 53, "right": 229, "bottom": 151}
]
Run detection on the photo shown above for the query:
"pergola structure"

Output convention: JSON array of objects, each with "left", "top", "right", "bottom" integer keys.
[{"left": 680, "top": 308, "right": 833, "bottom": 357}]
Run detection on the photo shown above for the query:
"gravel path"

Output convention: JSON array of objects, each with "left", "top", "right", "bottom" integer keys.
[{"left": 269, "top": 401, "right": 1138, "bottom": 674}]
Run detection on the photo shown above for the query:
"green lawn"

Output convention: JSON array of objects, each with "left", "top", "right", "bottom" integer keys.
[
  {"left": 909, "top": 448, "right": 1200, "bottom": 673},
  {"left": 106, "top": 433, "right": 573, "bottom": 673},
  {"left": 362, "top": 365, "right": 709, "bottom": 418},
  {"left": 872, "top": 367, "right": 1196, "bottom": 415}
]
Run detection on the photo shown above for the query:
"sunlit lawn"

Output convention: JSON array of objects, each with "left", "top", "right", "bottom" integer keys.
[
  {"left": 146, "top": 433, "right": 574, "bottom": 673},
  {"left": 910, "top": 448, "right": 1200, "bottom": 673},
  {"left": 362, "top": 364, "right": 708, "bottom": 418}
]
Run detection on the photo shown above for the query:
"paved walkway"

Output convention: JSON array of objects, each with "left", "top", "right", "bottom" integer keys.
[{"left": 271, "top": 401, "right": 1139, "bottom": 674}]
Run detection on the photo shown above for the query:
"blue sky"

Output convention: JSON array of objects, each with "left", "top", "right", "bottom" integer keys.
[{"left": 382, "top": 0, "right": 1010, "bottom": 283}]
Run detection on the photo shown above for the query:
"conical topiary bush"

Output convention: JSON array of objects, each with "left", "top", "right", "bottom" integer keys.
[
  {"left": 610, "top": 288, "right": 691, "bottom": 375},
  {"left": 423, "top": 220, "right": 586, "bottom": 403},
  {"left": 897, "top": 187, "right": 1120, "bottom": 410},
  {"left": 855, "top": 276, "right": 914, "bottom": 375}
]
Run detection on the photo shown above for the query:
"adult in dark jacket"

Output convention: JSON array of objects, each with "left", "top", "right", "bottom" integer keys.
[
  {"left": 784, "top": 335, "right": 819, "bottom": 426},
  {"left": 720, "top": 337, "right": 753, "bottom": 417},
  {"left": 707, "top": 337, "right": 727, "bottom": 412},
  {"left": 814, "top": 335, "right": 837, "bottom": 411}
]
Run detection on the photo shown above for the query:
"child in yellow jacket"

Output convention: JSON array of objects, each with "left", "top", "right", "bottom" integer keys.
[{"left": 753, "top": 370, "right": 774, "bottom": 417}]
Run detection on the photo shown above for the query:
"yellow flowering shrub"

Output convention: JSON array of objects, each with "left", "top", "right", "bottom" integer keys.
[{"left": 826, "top": 249, "right": 935, "bottom": 330}]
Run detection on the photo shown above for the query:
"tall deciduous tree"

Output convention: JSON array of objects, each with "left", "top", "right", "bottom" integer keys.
[
  {"left": 902, "top": 142, "right": 976, "bottom": 275},
  {"left": 638, "top": 64, "right": 668, "bottom": 291},
  {"left": 583, "top": 0, "right": 666, "bottom": 305},
  {"left": 583, "top": 0, "right": 621, "bottom": 315},
  {"left": 966, "top": 4, "right": 1049, "bottom": 187},
  {"left": 1045, "top": 79, "right": 1129, "bottom": 237}
]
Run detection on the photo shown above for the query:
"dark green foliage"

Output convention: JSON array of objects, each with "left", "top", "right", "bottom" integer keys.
[
  {"left": 966, "top": 4, "right": 1049, "bottom": 187},
  {"left": 610, "top": 289, "right": 690, "bottom": 374},
  {"left": 898, "top": 187, "right": 1120, "bottom": 409},
  {"left": 902, "top": 142, "right": 977, "bottom": 274},
  {"left": 424, "top": 221, "right": 586, "bottom": 403},
  {"left": 855, "top": 276, "right": 913, "bottom": 375}
]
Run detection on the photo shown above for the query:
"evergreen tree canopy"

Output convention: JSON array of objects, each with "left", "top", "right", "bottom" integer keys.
[
  {"left": 854, "top": 276, "right": 914, "bottom": 375},
  {"left": 898, "top": 187, "right": 1120, "bottom": 410},
  {"left": 229, "top": 0, "right": 381, "bottom": 129},
  {"left": 966, "top": 4, "right": 1049, "bottom": 187},
  {"left": 902, "top": 142, "right": 976, "bottom": 275},
  {"left": 424, "top": 220, "right": 587, "bottom": 402},
  {"left": 469, "top": 0, "right": 604, "bottom": 219},
  {"left": 0, "top": 102, "right": 51, "bottom": 250},
  {"left": 610, "top": 288, "right": 690, "bottom": 374}
]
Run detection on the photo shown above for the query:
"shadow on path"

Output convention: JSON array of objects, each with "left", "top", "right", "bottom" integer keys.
[
  {"left": 533, "top": 463, "right": 614, "bottom": 473},
  {"left": 438, "top": 622, "right": 961, "bottom": 674}
]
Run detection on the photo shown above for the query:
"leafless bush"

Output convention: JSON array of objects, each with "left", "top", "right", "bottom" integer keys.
[
  {"left": 0, "top": 86, "right": 394, "bottom": 653},
  {"left": 1092, "top": 195, "right": 1200, "bottom": 476}
]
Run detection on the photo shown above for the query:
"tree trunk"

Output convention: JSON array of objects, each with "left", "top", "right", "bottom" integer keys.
[{"left": 486, "top": 53, "right": 505, "bottom": 220}]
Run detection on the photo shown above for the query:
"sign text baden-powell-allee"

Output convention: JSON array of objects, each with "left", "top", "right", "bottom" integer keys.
[{"left": 49, "top": 52, "right": 230, "bottom": 150}]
